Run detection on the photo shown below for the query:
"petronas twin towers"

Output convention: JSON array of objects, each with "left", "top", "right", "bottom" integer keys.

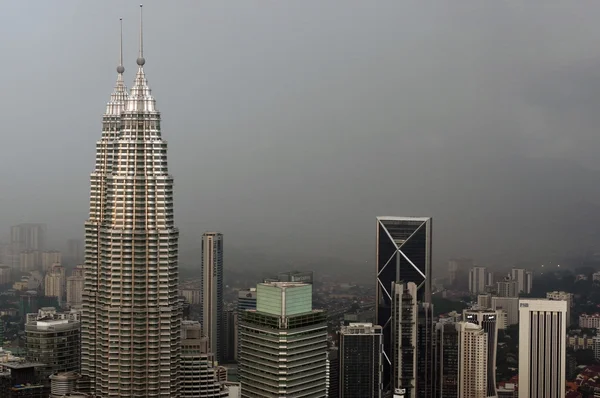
[{"left": 81, "top": 6, "right": 181, "bottom": 397}]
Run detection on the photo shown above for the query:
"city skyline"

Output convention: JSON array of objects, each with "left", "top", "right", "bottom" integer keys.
[{"left": 3, "top": 2, "right": 600, "bottom": 270}]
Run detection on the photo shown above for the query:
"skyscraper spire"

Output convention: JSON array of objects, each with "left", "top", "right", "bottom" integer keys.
[
  {"left": 106, "top": 18, "right": 128, "bottom": 116},
  {"left": 137, "top": 4, "right": 145, "bottom": 66},
  {"left": 118, "top": 18, "right": 125, "bottom": 74},
  {"left": 127, "top": 3, "right": 155, "bottom": 112}
]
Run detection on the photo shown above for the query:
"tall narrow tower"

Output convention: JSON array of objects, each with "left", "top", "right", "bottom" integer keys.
[
  {"left": 376, "top": 217, "right": 434, "bottom": 395},
  {"left": 201, "top": 232, "right": 224, "bottom": 363},
  {"left": 81, "top": 7, "right": 181, "bottom": 397}
]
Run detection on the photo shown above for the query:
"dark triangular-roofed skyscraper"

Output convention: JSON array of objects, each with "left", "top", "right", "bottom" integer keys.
[{"left": 376, "top": 216, "right": 433, "bottom": 397}]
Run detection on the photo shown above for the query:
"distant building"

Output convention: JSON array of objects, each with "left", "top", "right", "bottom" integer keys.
[
  {"left": 567, "top": 334, "right": 595, "bottom": 350},
  {"left": 66, "top": 239, "right": 83, "bottom": 265},
  {"left": 496, "top": 275, "right": 518, "bottom": 298},
  {"left": 44, "top": 265, "right": 66, "bottom": 305},
  {"left": 10, "top": 223, "right": 46, "bottom": 269},
  {"left": 448, "top": 258, "right": 473, "bottom": 289},
  {"left": 546, "top": 291, "right": 573, "bottom": 327},
  {"left": 518, "top": 299, "right": 567, "bottom": 398},
  {"left": 201, "top": 232, "right": 224, "bottom": 363},
  {"left": 477, "top": 294, "right": 492, "bottom": 309},
  {"left": 469, "top": 267, "right": 488, "bottom": 295},
  {"left": 237, "top": 288, "right": 257, "bottom": 311},
  {"left": 19, "top": 250, "right": 37, "bottom": 272},
  {"left": 41, "top": 251, "right": 62, "bottom": 272},
  {"left": 491, "top": 297, "right": 519, "bottom": 326},
  {"left": 276, "top": 270, "right": 314, "bottom": 284},
  {"left": 180, "top": 288, "right": 200, "bottom": 305},
  {"left": 66, "top": 266, "right": 84, "bottom": 308},
  {"left": 239, "top": 282, "right": 327, "bottom": 397},
  {"left": 593, "top": 271, "right": 600, "bottom": 283},
  {"left": 339, "top": 323, "right": 383, "bottom": 398},
  {"left": 581, "top": 313, "right": 600, "bottom": 329},
  {"left": 594, "top": 336, "right": 600, "bottom": 361},
  {"left": 496, "top": 310, "right": 508, "bottom": 330},
  {"left": 511, "top": 268, "right": 533, "bottom": 294},
  {"left": 0, "top": 266, "right": 11, "bottom": 285}
]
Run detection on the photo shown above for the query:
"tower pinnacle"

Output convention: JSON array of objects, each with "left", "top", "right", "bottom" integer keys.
[
  {"left": 117, "top": 18, "right": 125, "bottom": 74},
  {"left": 137, "top": 4, "right": 145, "bottom": 66}
]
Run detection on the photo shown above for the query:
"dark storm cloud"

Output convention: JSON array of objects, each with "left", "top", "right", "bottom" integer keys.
[{"left": 1, "top": 1, "right": 599, "bottom": 273}]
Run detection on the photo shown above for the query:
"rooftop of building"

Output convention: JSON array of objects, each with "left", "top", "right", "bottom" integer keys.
[
  {"left": 258, "top": 281, "right": 309, "bottom": 289},
  {"left": 1, "top": 361, "right": 46, "bottom": 369}
]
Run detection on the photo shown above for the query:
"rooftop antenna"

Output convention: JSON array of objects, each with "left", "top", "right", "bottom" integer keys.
[{"left": 137, "top": 4, "right": 145, "bottom": 66}]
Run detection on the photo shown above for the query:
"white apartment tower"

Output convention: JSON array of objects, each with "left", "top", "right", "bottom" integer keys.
[
  {"left": 201, "top": 231, "right": 224, "bottom": 363},
  {"left": 67, "top": 266, "right": 85, "bottom": 307},
  {"left": 463, "top": 309, "right": 498, "bottom": 398},
  {"left": 81, "top": 8, "right": 181, "bottom": 396},
  {"left": 45, "top": 264, "right": 66, "bottom": 304},
  {"left": 436, "top": 322, "right": 488, "bottom": 398},
  {"left": 469, "top": 267, "right": 487, "bottom": 294},
  {"left": 518, "top": 299, "right": 567, "bottom": 398},
  {"left": 457, "top": 322, "right": 488, "bottom": 398},
  {"left": 511, "top": 268, "right": 532, "bottom": 294}
]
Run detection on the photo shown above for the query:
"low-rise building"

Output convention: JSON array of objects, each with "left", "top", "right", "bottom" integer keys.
[{"left": 580, "top": 314, "right": 600, "bottom": 330}]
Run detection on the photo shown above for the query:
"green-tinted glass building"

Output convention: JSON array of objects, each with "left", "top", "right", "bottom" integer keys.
[{"left": 239, "top": 282, "right": 327, "bottom": 397}]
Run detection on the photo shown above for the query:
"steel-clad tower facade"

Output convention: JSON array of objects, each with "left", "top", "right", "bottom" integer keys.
[{"left": 81, "top": 7, "right": 181, "bottom": 397}]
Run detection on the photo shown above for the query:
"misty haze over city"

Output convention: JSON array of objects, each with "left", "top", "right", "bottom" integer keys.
[{"left": 1, "top": 1, "right": 599, "bottom": 277}]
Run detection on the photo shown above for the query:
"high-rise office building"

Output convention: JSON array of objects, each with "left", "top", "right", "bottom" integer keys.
[
  {"left": 511, "top": 268, "right": 532, "bottom": 294},
  {"left": 66, "top": 266, "right": 84, "bottom": 308},
  {"left": 201, "top": 232, "right": 224, "bottom": 363},
  {"left": 463, "top": 309, "right": 498, "bottom": 398},
  {"left": 239, "top": 282, "right": 327, "bottom": 397},
  {"left": 180, "top": 321, "right": 228, "bottom": 398},
  {"left": 376, "top": 217, "right": 433, "bottom": 394},
  {"left": 339, "top": 322, "right": 383, "bottom": 398},
  {"left": 25, "top": 308, "right": 81, "bottom": 374},
  {"left": 518, "top": 299, "right": 567, "bottom": 398},
  {"left": 469, "top": 267, "right": 488, "bottom": 295},
  {"left": 546, "top": 291, "right": 573, "bottom": 327},
  {"left": 81, "top": 9, "right": 181, "bottom": 396}
]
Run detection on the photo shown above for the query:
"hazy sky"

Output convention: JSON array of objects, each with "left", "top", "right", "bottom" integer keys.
[{"left": 2, "top": 1, "right": 600, "bottom": 270}]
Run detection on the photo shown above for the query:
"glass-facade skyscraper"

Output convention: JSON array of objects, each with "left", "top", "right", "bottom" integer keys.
[{"left": 376, "top": 216, "right": 433, "bottom": 396}]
